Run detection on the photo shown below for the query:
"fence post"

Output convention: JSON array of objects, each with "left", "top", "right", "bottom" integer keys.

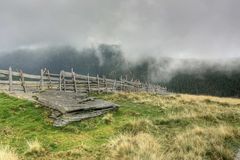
[
  {"left": 63, "top": 71, "right": 66, "bottom": 92},
  {"left": 59, "top": 71, "right": 62, "bottom": 91},
  {"left": 137, "top": 81, "right": 141, "bottom": 92},
  {"left": 103, "top": 76, "right": 107, "bottom": 93},
  {"left": 123, "top": 76, "right": 125, "bottom": 91},
  {"left": 120, "top": 75, "right": 123, "bottom": 92},
  {"left": 40, "top": 69, "right": 44, "bottom": 90},
  {"left": 47, "top": 70, "right": 52, "bottom": 89},
  {"left": 8, "top": 67, "right": 13, "bottom": 92},
  {"left": 113, "top": 79, "right": 116, "bottom": 91},
  {"left": 97, "top": 74, "right": 100, "bottom": 94},
  {"left": 87, "top": 73, "right": 90, "bottom": 93},
  {"left": 20, "top": 70, "right": 26, "bottom": 93},
  {"left": 72, "top": 68, "right": 77, "bottom": 92}
]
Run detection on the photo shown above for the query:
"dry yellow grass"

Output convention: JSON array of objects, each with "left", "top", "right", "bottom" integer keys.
[
  {"left": 26, "top": 139, "right": 45, "bottom": 155},
  {"left": 103, "top": 92, "right": 240, "bottom": 159},
  {"left": 180, "top": 94, "right": 240, "bottom": 105},
  {"left": 164, "top": 125, "right": 240, "bottom": 160},
  {"left": 106, "top": 92, "right": 240, "bottom": 107},
  {"left": 102, "top": 113, "right": 113, "bottom": 124},
  {"left": 107, "top": 133, "right": 162, "bottom": 160},
  {"left": 107, "top": 124, "right": 240, "bottom": 160},
  {"left": 120, "top": 119, "right": 157, "bottom": 135},
  {"left": 105, "top": 92, "right": 168, "bottom": 107},
  {"left": 106, "top": 92, "right": 240, "bottom": 121},
  {"left": 0, "top": 146, "right": 18, "bottom": 160}
]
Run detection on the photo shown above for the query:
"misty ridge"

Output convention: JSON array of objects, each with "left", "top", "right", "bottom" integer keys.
[
  {"left": 1, "top": 0, "right": 240, "bottom": 97},
  {"left": 0, "top": 44, "right": 240, "bottom": 97}
]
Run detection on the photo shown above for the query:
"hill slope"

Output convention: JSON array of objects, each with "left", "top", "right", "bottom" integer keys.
[{"left": 0, "top": 92, "right": 239, "bottom": 159}]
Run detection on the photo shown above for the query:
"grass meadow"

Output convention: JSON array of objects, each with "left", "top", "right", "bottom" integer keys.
[{"left": 0, "top": 92, "right": 239, "bottom": 160}]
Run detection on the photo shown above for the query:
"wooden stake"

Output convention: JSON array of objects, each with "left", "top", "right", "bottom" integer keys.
[
  {"left": 104, "top": 76, "right": 107, "bottom": 93},
  {"left": 63, "top": 71, "right": 66, "bottom": 92},
  {"left": 59, "top": 71, "right": 62, "bottom": 91},
  {"left": 120, "top": 75, "right": 123, "bottom": 92},
  {"left": 47, "top": 70, "right": 52, "bottom": 89},
  {"left": 8, "top": 67, "right": 13, "bottom": 92},
  {"left": 40, "top": 69, "right": 44, "bottom": 90},
  {"left": 97, "top": 74, "right": 100, "bottom": 94},
  {"left": 123, "top": 76, "right": 125, "bottom": 91},
  {"left": 87, "top": 73, "right": 90, "bottom": 93},
  {"left": 20, "top": 70, "right": 26, "bottom": 93},
  {"left": 72, "top": 69, "right": 77, "bottom": 92},
  {"left": 113, "top": 79, "right": 116, "bottom": 91}
]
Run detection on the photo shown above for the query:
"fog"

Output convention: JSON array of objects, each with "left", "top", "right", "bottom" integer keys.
[{"left": 1, "top": 0, "right": 240, "bottom": 60}]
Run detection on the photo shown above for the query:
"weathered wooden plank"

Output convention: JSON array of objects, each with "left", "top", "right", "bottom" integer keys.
[
  {"left": 44, "top": 73, "right": 60, "bottom": 77},
  {"left": 53, "top": 107, "right": 117, "bottom": 127}
]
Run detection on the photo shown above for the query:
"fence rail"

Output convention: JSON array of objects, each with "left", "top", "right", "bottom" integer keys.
[{"left": 0, "top": 67, "right": 167, "bottom": 94}]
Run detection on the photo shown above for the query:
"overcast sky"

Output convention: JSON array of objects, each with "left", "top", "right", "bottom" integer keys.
[{"left": 0, "top": 0, "right": 240, "bottom": 59}]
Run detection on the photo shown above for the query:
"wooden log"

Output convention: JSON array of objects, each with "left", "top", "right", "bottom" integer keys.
[
  {"left": 75, "top": 80, "right": 88, "bottom": 84},
  {"left": 0, "top": 69, "right": 41, "bottom": 80},
  {"left": 44, "top": 73, "right": 60, "bottom": 77}
]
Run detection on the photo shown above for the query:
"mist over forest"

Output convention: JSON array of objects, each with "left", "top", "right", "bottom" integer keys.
[
  {"left": 0, "top": 44, "right": 239, "bottom": 97},
  {"left": 1, "top": 0, "right": 240, "bottom": 97}
]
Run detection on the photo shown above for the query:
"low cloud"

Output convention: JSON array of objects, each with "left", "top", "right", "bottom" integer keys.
[{"left": 0, "top": 0, "right": 240, "bottom": 60}]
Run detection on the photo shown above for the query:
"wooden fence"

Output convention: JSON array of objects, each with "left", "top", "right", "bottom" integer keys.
[{"left": 0, "top": 67, "right": 167, "bottom": 94}]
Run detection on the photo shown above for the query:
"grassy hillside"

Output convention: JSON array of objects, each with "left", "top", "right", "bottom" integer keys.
[{"left": 0, "top": 92, "right": 240, "bottom": 160}]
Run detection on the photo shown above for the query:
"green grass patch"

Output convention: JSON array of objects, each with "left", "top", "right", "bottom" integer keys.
[{"left": 0, "top": 92, "right": 239, "bottom": 159}]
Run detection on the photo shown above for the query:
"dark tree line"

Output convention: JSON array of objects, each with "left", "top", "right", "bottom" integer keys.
[
  {"left": 0, "top": 45, "right": 128, "bottom": 79},
  {"left": 167, "top": 70, "right": 240, "bottom": 97}
]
